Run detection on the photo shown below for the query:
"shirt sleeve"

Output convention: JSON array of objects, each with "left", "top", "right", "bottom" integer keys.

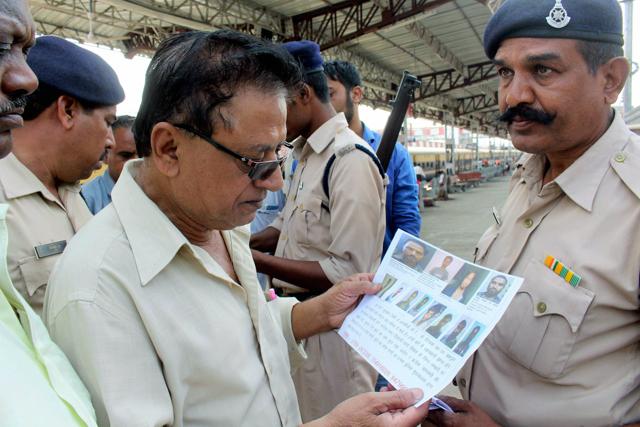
[
  {"left": 80, "top": 186, "right": 98, "bottom": 215},
  {"left": 318, "top": 148, "right": 386, "bottom": 284},
  {"left": 389, "top": 144, "right": 421, "bottom": 237},
  {"left": 267, "top": 297, "right": 307, "bottom": 371},
  {"left": 47, "top": 298, "right": 174, "bottom": 427}
]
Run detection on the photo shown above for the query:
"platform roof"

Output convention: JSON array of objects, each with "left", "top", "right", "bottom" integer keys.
[{"left": 30, "top": 0, "right": 507, "bottom": 137}]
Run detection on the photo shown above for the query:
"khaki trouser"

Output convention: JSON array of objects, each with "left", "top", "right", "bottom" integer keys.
[{"left": 293, "top": 329, "right": 378, "bottom": 422}]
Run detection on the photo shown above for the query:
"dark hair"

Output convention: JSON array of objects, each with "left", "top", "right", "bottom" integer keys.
[
  {"left": 22, "top": 82, "right": 102, "bottom": 121},
  {"left": 576, "top": 40, "right": 624, "bottom": 74},
  {"left": 323, "top": 60, "right": 362, "bottom": 91},
  {"left": 134, "top": 30, "right": 303, "bottom": 157},
  {"left": 302, "top": 71, "right": 330, "bottom": 103},
  {"left": 113, "top": 115, "right": 135, "bottom": 130}
]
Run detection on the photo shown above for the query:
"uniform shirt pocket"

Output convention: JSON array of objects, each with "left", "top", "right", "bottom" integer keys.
[
  {"left": 17, "top": 256, "right": 56, "bottom": 313},
  {"left": 492, "top": 258, "right": 594, "bottom": 379},
  {"left": 296, "top": 196, "right": 329, "bottom": 249}
]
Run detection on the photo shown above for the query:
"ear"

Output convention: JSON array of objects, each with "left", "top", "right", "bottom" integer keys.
[
  {"left": 55, "top": 96, "right": 82, "bottom": 130},
  {"left": 297, "top": 83, "right": 312, "bottom": 105},
  {"left": 351, "top": 85, "right": 364, "bottom": 104},
  {"left": 601, "top": 56, "right": 630, "bottom": 105},
  {"left": 149, "top": 122, "right": 181, "bottom": 178}
]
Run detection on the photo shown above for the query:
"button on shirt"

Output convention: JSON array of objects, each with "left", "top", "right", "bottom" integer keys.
[
  {"left": 271, "top": 114, "right": 386, "bottom": 292},
  {"left": 44, "top": 160, "right": 305, "bottom": 427},
  {"left": 456, "top": 112, "right": 640, "bottom": 426},
  {"left": 81, "top": 170, "right": 115, "bottom": 214},
  {"left": 362, "top": 122, "right": 421, "bottom": 254},
  {"left": 0, "top": 153, "right": 92, "bottom": 315},
  {"left": 0, "top": 204, "right": 97, "bottom": 427}
]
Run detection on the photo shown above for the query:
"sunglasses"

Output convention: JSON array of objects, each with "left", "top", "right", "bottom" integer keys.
[{"left": 173, "top": 123, "right": 293, "bottom": 181}]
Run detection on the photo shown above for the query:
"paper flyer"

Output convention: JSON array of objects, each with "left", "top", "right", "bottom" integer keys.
[{"left": 338, "top": 230, "right": 523, "bottom": 404}]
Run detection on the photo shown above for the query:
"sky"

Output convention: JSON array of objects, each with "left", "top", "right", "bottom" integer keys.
[{"left": 74, "top": 1, "right": 640, "bottom": 134}]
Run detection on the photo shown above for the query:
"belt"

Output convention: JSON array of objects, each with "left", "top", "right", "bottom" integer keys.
[{"left": 273, "top": 287, "right": 320, "bottom": 301}]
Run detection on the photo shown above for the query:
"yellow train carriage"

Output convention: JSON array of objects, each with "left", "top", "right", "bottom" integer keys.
[{"left": 408, "top": 146, "right": 520, "bottom": 178}]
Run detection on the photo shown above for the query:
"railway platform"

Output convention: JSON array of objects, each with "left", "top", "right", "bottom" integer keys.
[{"left": 420, "top": 175, "right": 510, "bottom": 260}]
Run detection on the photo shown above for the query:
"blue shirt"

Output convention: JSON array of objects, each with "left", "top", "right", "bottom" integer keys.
[
  {"left": 250, "top": 189, "right": 287, "bottom": 234},
  {"left": 362, "top": 122, "right": 421, "bottom": 254},
  {"left": 81, "top": 171, "right": 115, "bottom": 215},
  {"left": 250, "top": 189, "right": 286, "bottom": 289}
]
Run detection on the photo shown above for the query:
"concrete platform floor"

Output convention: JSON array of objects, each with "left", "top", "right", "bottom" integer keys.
[
  {"left": 418, "top": 175, "right": 511, "bottom": 399},
  {"left": 420, "top": 176, "right": 511, "bottom": 261}
]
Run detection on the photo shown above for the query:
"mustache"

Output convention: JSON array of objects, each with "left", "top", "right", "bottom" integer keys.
[
  {"left": 0, "top": 96, "right": 27, "bottom": 115},
  {"left": 497, "top": 104, "right": 556, "bottom": 125}
]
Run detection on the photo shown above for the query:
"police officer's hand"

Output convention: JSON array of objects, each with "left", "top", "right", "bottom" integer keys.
[
  {"left": 322, "top": 273, "right": 380, "bottom": 329},
  {"left": 305, "top": 388, "right": 430, "bottom": 427},
  {"left": 424, "top": 396, "right": 501, "bottom": 427}
]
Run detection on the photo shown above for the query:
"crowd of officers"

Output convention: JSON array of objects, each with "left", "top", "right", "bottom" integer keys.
[{"left": 0, "top": 0, "right": 639, "bottom": 426}]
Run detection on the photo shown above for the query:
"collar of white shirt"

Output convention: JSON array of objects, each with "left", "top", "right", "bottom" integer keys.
[{"left": 111, "top": 160, "right": 190, "bottom": 286}]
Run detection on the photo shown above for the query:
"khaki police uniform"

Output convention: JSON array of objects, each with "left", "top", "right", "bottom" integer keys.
[
  {"left": 0, "top": 153, "right": 92, "bottom": 315},
  {"left": 456, "top": 112, "right": 640, "bottom": 426},
  {"left": 270, "top": 113, "right": 386, "bottom": 422}
]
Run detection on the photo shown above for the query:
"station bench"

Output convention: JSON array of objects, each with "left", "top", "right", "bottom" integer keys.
[{"left": 454, "top": 171, "right": 482, "bottom": 190}]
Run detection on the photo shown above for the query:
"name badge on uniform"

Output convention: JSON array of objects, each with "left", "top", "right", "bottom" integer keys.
[{"left": 34, "top": 240, "right": 67, "bottom": 259}]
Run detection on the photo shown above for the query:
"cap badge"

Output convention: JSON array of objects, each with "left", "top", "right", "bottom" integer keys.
[{"left": 546, "top": 0, "right": 571, "bottom": 29}]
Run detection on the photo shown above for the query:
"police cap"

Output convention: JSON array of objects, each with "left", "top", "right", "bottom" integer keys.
[
  {"left": 27, "top": 36, "right": 125, "bottom": 106},
  {"left": 283, "top": 40, "right": 324, "bottom": 74},
  {"left": 484, "top": 0, "right": 623, "bottom": 59}
]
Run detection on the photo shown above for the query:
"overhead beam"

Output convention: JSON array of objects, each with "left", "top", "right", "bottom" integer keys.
[
  {"left": 98, "top": 0, "right": 213, "bottom": 31},
  {"left": 456, "top": 93, "right": 499, "bottom": 116},
  {"left": 292, "top": 0, "right": 453, "bottom": 50},
  {"left": 30, "top": 0, "right": 506, "bottom": 138},
  {"left": 416, "top": 60, "right": 496, "bottom": 100},
  {"left": 408, "top": 21, "right": 464, "bottom": 73},
  {"left": 33, "top": 20, "right": 128, "bottom": 48}
]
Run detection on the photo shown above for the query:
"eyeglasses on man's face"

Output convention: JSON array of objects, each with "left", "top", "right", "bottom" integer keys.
[{"left": 173, "top": 123, "right": 292, "bottom": 181}]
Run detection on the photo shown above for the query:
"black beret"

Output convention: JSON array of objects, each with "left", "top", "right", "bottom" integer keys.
[
  {"left": 484, "top": 0, "right": 623, "bottom": 59},
  {"left": 27, "top": 36, "right": 125, "bottom": 105},
  {"left": 283, "top": 40, "right": 324, "bottom": 74}
]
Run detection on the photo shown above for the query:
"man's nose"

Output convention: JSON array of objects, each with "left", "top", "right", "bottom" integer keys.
[
  {"left": 105, "top": 128, "right": 115, "bottom": 150},
  {"left": 1, "top": 54, "right": 38, "bottom": 99},
  {"left": 503, "top": 74, "right": 535, "bottom": 109},
  {"left": 254, "top": 167, "right": 284, "bottom": 192}
]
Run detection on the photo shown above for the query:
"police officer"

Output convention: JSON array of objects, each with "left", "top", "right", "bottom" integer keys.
[
  {"left": 323, "top": 60, "right": 421, "bottom": 255},
  {"left": 428, "top": 0, "right": 640, "bottom": 426},
  {"left": 250, "top": 40, "right": 386, "bottom": 421},
  {"left": 0, "top": 36, "right": 124, "bottom": 314}
]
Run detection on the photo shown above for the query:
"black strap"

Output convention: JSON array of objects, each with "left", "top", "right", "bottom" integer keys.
[{"left": 321, "top": 143, "right": 385, "bottom": 210}]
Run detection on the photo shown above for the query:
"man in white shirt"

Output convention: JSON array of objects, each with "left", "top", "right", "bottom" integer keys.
[{"left": 45, "top": 30, "right": 429, "bottom": 427}]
